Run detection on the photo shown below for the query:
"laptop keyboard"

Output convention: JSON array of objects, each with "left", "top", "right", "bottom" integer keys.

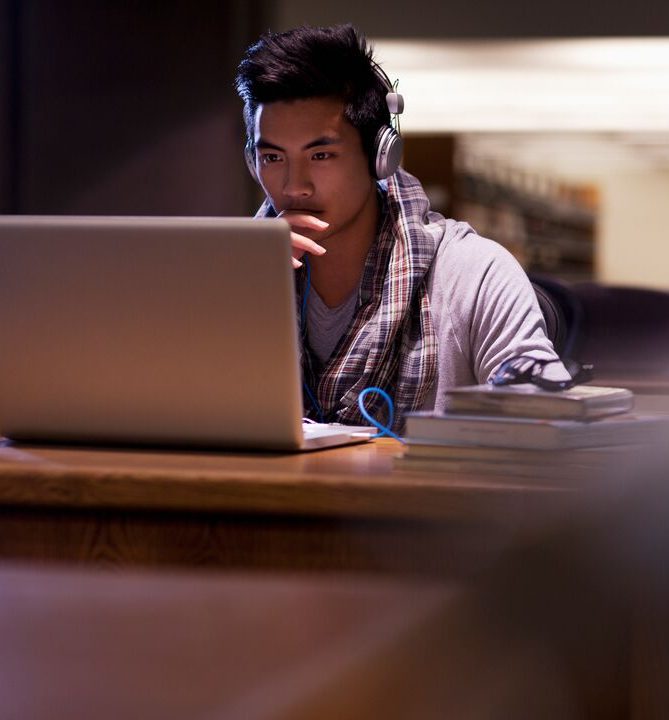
[{"left": 302, "top": 422, "right": 376, "bottom": 439}]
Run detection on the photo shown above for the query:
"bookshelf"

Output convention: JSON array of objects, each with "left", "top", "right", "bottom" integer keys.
[{"left": 402, "top": 134, "right": 597, "bottom": 282}]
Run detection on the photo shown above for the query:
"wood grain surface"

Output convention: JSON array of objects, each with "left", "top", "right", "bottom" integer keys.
[
  {"left": 0, "top": 438, "right": 570, "bottom": 519},
  {"left": 0, "top": 438, "right": 577, "bottom": 576}
]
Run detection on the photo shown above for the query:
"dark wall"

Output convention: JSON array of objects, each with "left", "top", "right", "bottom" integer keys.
[
  {"left": 277, "top": 0, "right": 669, "bottom": 37},
  {"left": 0, "top": 0, "right": 15, "bottom": 213},
  {"left": 3, "top": 1, "right": 267, "bottom": 216},
  {"left": 4, "top": 2, "right": 668, "bottom": 216}
]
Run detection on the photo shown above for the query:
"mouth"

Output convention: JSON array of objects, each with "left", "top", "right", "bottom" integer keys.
[{"left": 280, "top": 207, "right": 323, "bottom": 216}]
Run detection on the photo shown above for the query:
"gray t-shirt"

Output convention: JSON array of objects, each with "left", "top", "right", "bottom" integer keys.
[
  {"left": 306, "top": 219, "right": 557, "bottom": 414},
  {"left": 307, "top": 286, "right": 358, "bottom": 365}
]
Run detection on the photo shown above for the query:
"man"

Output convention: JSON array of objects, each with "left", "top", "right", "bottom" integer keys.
[{"left": 235, "top": 24, "right": 559, "bottom": 431}]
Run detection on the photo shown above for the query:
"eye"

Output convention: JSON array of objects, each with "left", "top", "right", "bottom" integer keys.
[
  {"left": 312, "top": 151, "right": 334, "bottom": 161},
  {"left": 260, "top": 153, "right": 282, "bottom": 165}
]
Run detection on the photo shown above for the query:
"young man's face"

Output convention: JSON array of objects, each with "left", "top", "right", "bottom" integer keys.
[{"left": 252, "top": 97, "right": 377, "bottom": 243}]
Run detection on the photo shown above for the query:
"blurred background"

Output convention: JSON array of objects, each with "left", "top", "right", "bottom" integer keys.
[{"left": 1, "top": 0, "right": 668, "bottom": 290}]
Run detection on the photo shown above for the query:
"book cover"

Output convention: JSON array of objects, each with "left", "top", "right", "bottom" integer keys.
[
  {"left": 395, "top": 443, "right": 641, "bottom": 483},
  {"left": 442, "top": 384, "right": 634, "bottom": 420},
  {"left": 402, "top": 441, "right": 634, "bottom": 464},
  {"left": 404, "top": 411, "right": 669, "bottom": 450}
]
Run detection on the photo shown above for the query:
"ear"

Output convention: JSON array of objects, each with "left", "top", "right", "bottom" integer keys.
[{"left": 244, "top": 141, "right": 259, "bottom": 183}]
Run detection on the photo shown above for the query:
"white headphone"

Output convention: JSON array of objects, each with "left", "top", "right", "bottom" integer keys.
[
  {"left": 371, "top": 64, "right": 404, "bottom": 180},
  {"left": 244, "top": 66, "right": 404, "bottom": 182}
]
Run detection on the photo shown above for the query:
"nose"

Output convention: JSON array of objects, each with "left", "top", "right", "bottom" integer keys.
[{"left": 282, "top": 159, "right": 313, "bottom": 199}]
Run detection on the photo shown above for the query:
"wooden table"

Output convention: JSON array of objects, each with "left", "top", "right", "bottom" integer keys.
[
  {"left": 0, "top": 438, "right": 577, "bottom": 577},
  {"left": 2, "top": 445, "right": 666, "bottom": 717}
]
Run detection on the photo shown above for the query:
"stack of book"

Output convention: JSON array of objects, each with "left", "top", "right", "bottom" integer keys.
[{"left": 397, "top": 384, "right": 669, "bottom": 482}]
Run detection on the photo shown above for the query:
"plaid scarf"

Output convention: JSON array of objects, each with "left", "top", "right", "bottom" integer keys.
[{"left": 256, "top": 168, "right": 443, "bottom": 432}]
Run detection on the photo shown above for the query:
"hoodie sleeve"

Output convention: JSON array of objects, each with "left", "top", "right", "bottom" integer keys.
[{"left": 425, "top": 222, "right": 559, "bottom": 410}]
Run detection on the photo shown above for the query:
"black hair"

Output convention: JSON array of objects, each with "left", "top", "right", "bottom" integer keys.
[{"left": 235, "top": 24, "right": 391, "bottom": 168}]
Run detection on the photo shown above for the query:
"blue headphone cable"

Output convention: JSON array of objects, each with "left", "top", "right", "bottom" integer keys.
[{"left": 357, "top": 386, "right": 405, "bottom": 443}]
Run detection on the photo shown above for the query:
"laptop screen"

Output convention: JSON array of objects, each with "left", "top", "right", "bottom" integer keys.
[{"left": 0, "top": 215, "right": 310, "bottom": 449}]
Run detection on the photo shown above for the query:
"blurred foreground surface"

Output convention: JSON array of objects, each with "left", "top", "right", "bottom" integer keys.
[{"left": 0, "top": 441, "right": 667, "bottom": 718}]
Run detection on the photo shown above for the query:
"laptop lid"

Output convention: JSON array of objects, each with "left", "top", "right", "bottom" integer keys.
[{"left": 0, "top": 215, "right": 322, "bottom": 450}]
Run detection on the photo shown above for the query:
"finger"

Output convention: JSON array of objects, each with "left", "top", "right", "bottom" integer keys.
[
  {"left": 290, "top": 231, "right": 326, "bottom": 257},
  {"left": 278, "top": 211, "right": 329, "bottom": 232}
]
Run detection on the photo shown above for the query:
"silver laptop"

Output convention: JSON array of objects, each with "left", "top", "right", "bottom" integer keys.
[{"left": 0, "top": 216, "right": 374, "bottom": 451}]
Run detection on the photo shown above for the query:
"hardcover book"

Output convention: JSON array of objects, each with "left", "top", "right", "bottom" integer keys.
[
  {"left": 401, "top": 441, "right": 631, "bottom": 463},
  {"left": 394, "top": 442, "right": 641, "bottom": 482},
  {"left": 404, "top": 411, "right": 669, "bottom": 451},
  {"left": 441, "top": 384, "right": 634, "bottom": 420}
]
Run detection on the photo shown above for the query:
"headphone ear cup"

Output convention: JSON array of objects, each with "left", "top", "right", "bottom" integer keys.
[
  {"left": 374, "top": 126, "right": 404, "bottom": 180},
  {"left": 244, "top": 143, "right": 259, "bottom": 183}
]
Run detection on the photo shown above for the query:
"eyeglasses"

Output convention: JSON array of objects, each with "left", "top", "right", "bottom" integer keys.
[{"left": 489, "top": 355, "right": 594, "bottom": 392}]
